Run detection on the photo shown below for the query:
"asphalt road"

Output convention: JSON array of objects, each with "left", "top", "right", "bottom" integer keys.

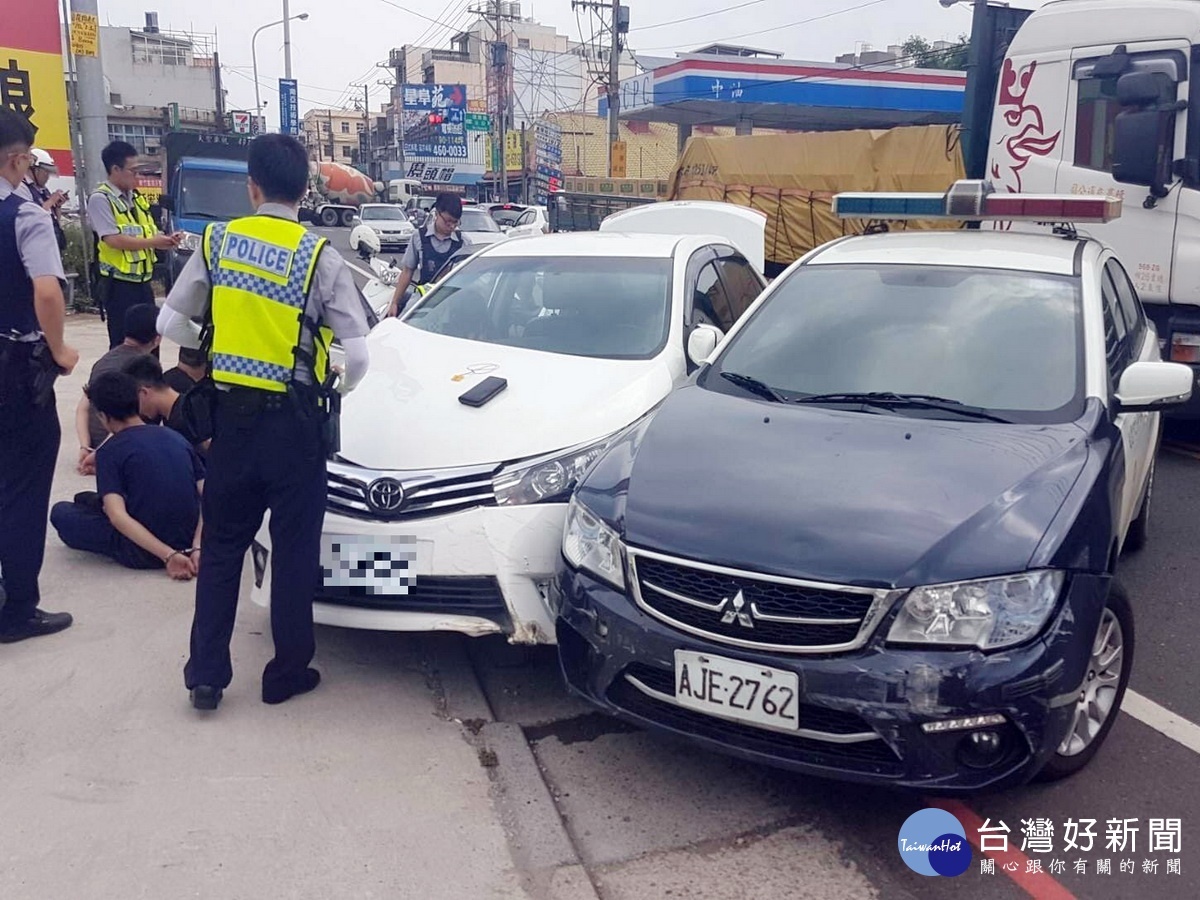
[{"left": 309, "top": 217, "right": 1200, "bottom": 898}]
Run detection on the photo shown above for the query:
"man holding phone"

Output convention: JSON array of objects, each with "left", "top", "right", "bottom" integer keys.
[
  {"left": 18, "top": 148, "right": 66, "bottom": 251},
  {"left": 88, "top": 140, "right": 182, "bottom": 348}
]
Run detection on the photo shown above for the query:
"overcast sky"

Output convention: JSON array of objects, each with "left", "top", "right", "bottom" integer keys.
[{"left": 94, "top": 0, "right": 1050, "bottom": 117}]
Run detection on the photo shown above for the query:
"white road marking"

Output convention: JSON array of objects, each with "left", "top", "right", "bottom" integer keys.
[
  {"left": 346, "top": 260, "right": 375, "bottom": 281},
  {"left": 1122, "top": 690, "right": 1200, "bottom": 755}
]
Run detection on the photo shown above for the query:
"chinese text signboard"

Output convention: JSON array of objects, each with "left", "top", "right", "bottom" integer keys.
[
  {"left": 69, "top": 12, "right": 98, "bottom": 58},
  {"left": 533, "top": 120, "right": 562, "bottom": 204},
  {"left": 278, "top": 79, "right": 299, "bottom": 135},
  {"left": 400, "top": 83, "right": 467, "bottom": 160},
  {"left": 1, "top": 1, "right": 73, "bottom": 174}
]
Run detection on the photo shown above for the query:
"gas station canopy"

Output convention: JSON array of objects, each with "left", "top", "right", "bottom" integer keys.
[{"left": 604, "top": 51, "right": 966, "bottom": 133}]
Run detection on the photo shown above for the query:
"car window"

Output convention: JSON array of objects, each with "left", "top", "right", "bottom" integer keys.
[
  {"left": 712, "top": 264, "right": 1085, "bottom": 423},
  {"left": 1101, "top": 270, "right": 1131, "bottom": 383},
  {"left": 515, "top": 210, "right": 536, "bottom": 226},
  {"left": 491, "top": 208, "right": 524, "bottom": 227},
  {"left": 1105, "top": 259, "right": 1146, "bottom": 347},
  {"left": 406, "top": 256, "right": 672, "bottom": 359},
  {"left": 692, "top": 262, "right": 732, "bottom": 330},
  {"left": 713, "top": 255, "right": 764, "bottom": 329},
  {"left": 460, "top": 209, "right": 501, "bottom": 232}
]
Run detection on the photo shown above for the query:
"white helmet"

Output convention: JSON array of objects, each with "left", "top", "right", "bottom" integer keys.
[
  {"left": 29, "top": 148, "right": 57, "bottom": 172},
  {"left": 350, "top": 223, "right": 380, "bottom": 258}
]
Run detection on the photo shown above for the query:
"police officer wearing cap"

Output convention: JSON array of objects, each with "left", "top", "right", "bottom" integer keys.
[
  {"left": 88, "top": 140, "right": 180, "bottom": 349},
  {"left": 0, "top": 107, "right": 79, "bottom": 643},
  {"left": 158, "top": 133, "right": 371, "bottom": 711}
]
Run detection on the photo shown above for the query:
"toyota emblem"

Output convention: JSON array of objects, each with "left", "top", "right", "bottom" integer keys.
[{"left": 367, "top": 478, "right": 405, "bottom": 513}]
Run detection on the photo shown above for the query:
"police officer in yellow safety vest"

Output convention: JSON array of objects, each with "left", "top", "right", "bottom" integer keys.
[
  {"left": 87, "top": 140, "right": 181, "bottom": 349},
  {"left": 158, "top": 133, "right": 372, "bottom": 712}
]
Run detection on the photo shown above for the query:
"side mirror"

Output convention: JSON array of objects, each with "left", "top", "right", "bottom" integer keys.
[
  {"left": 1112, "top": 71, "right": 1177, "bottom": 197},
  {"left": 687, "top": 323, "right": 724, "bottom": 366},
  {"left": 158, "top": 195, "right": 175, "bottom": 212},
  {"left": 1115, "top": 361, "right": 1193, "bottom": 412}
]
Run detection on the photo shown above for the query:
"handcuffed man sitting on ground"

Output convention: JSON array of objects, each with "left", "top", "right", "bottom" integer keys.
[
  {"left": 124, "top": 353, "right": 210, "bottom": 455},
  {"left": 51, "top": 371, "right": 205, "bottom": 580}
]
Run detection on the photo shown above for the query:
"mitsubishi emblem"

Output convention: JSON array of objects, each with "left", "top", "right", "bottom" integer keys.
[{"left": 718, "top": 589, "right": 754, "bottom": 629}]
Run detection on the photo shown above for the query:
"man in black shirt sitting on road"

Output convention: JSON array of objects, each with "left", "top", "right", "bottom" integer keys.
[{"left": 124, "top": 354, "right": 209, "bottom": 455}]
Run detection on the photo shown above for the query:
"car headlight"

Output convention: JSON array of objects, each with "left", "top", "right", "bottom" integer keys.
[
  {"left": 562, "top": 495, "right": 625, "bottom": 590},
  {"left": 493, "top": 434, "right": 613, "bottom": 506},
  {"left": 887, "top": 570, "right": 1064, "bottom": 650},
  {"left": 178, "top": 231, "right": 202, "bottom": 253}
]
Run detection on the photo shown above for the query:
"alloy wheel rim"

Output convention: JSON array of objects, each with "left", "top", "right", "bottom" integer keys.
[{"left": 1058, "top": 608, "right": 1124, "bottom": 757}]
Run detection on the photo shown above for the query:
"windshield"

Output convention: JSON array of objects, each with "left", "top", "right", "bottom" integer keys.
[
  {"left": 406, "top": 255, "right": 672, "bottom": 359},
  {"left": 491, "top": 208, "right": 524, "bottom": 227},
  {"left": 712, "top": 264, "right": 1084, "bottom": 423},
  {"left": 459, "top": 209, "right": 501, "bottom": 233},
  {"left": 178, "top": 168, "right": 255, "bottom": 221},
  {"left": 361, "top": 206, "right": 408, "bottom": 221}
]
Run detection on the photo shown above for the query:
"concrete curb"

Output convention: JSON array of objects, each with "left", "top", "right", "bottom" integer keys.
[{"left": 427, "top": 638, "right": 602, "bottom": 900}]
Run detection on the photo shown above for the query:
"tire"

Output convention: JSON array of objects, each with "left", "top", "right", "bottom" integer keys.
[
  {"left": 340, "top": 209, "right": 356, "bottom": 228},
  {"left": 1035, "top": 580, "right": 1134, "bottom": 782},
  {"left": 320, "top": 208, "right": 339, "bottom": 228},
  {"left": 1124, "top": 458, "right": 1154, "bottom": 554}
]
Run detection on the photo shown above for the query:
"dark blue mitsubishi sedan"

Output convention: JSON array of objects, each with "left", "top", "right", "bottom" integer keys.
[{"left": 552, "top": 193, "right": 1193, "bottom": 792}]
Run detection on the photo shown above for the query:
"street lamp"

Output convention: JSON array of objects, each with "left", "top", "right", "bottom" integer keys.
[{"left": 252, "top": 12, "right": 309, "bottom": 131}]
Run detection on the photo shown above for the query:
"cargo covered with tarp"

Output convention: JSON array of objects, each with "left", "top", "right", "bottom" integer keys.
[{"left": 668, "top": 125, "right": 964, "bottom": 272}]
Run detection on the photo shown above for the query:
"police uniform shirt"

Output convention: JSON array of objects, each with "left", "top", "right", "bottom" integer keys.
[
  {"left": 163, "top": 202, "right": 371, "bottom": 384},
  {"left": 400, "top": 218, "right": 458, "bottom": 277},
  {"left": 0, "top": 178, "right": 65, "bottom": 332},
  {"left": 14, "top": 179, "right": 35, "bottom": 203},
  {"left": 87, "top": 180, "right": 139, "bottom": 242}
]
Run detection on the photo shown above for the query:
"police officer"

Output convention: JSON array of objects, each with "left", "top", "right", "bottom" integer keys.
[
  {"left": 385, "top": 192, "right": 464, "bottom": 317},
  {"left": 158, "top": 133, "right": 371, "bottom": 711},
  {"left": 0, "top": 108, "right": 79, "bottom": 643},
  {"left": 88, "top": 140, "right": 180, "bottom": 349},
  {"left": 17, "top": 148, "right": 67, "bottom": 251}
]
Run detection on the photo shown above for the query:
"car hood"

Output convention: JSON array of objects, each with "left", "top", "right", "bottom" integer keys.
[
  {"left": 338, "top": 320, "right": 677, "bottom": 470},
  {"left": 462, "top": 232, "right": 507, "bottom": 246},
  {"left": 620, "top": 384, "right": 1090, "bottom": 588}
]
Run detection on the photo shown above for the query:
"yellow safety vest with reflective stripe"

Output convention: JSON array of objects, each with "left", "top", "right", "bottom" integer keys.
[
  {"left": 95, "top": 183, "right": 156, "bottom": 282},
  {"left": 203, "top": 215, "right": 332, "bottom": 394}
]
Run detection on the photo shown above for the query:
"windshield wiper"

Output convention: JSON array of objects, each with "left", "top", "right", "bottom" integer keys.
[
  {"left": 720, "top": 371, "right": 786, "bottom": 403},
  {"left": 789, "top": 391, "right": 1012, "bottom": 423},
  {"left": 179, "top": 211, "right": 227, "bottom": 220}
]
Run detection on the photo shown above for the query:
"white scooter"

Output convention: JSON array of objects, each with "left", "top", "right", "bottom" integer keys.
[{"left": 351, "top": 224, "right": 404, "bottom": 320}]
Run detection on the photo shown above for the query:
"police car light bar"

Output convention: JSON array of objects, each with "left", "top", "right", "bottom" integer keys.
[{"left": 832, "top": 179, "right": 1122, "bottom": 223}]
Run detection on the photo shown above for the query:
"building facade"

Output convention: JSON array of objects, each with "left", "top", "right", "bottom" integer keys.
[{"left": 301, "top": 109, "right": 367, "bottom": 164}]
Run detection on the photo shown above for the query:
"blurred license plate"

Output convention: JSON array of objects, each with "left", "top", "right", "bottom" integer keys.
[
  {"left": 674, "top": 650, "right": 800, "bottom": 731},
  {"left": 321, "top": 534, "right": 422, "bottom": 595}
]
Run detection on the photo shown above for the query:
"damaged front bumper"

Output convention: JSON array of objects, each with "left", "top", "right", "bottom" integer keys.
[
  {"left": 250, "top": 504, "right": 568, "bottom": 644},
  {"left": 553, "top": 565, "right": 1109, "bottom": 792}
]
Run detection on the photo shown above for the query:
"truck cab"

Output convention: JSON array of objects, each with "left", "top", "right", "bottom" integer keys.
[
  {"left": 987, "top": 0, "right": 1200, "bottom": 412},
  {"left": 387, "top": 178, "right": 422, "bottom": 204}
]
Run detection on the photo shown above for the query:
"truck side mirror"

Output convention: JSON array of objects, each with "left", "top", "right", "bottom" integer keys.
[{"left": 1112, "top": 109, "right": 1174, "bottom": 197}]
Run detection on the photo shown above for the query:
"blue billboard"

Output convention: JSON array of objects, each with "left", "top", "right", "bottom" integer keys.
[
  {"left": 278, "top": 78, "right": 299, "bottom": 135},
  {"left": 400, "top": 83, "right": 467, "bottom": 160}
]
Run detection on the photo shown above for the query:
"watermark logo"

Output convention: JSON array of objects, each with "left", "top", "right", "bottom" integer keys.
[{"left": 898, "top": 808, "right": 972, "bottom": 877}]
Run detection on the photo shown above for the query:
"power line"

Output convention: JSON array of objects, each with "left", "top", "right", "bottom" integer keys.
[
  {"left": 638, "top": 0, "right": 893, "bottom": 52},
  {"left": 631, "top": 0, "right": 778, "bottom": 33}
]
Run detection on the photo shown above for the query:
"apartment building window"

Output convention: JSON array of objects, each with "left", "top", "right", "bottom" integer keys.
[
  {"left": 107, "top": 123, "right": 163, "bottom": 154},
  {"left": 518, "top": 38, "right": 530, "bottom": 49},
  {"left": 340, "top": 121, "right": 350, "bottom": 133},
  {"left": 342, "top": 146, "right": 352, "bottom": 159}
]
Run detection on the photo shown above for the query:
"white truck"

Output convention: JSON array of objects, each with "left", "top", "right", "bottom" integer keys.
[
  {"left": 987, "top": 0, "right": 1200, "bottom": 413},
  {"left": 386, "top": 178, "right": 422, "bottom": 204}
]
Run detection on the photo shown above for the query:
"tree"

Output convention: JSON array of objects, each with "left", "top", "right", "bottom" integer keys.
[{"left": 901, "top": 33, "right": 970, "bottom": 71}]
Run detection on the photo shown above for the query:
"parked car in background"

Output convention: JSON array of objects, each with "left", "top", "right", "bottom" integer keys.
[
  {"left": 489, "top": 202, "right": 527, "bottom": 231},
  {"left": 459, "top": 205, "right": 509, "bottom": 247},
  {"left": 248, "top": 203, "right": 769, "bottom": 645},
  {"left": 349, "top": 204, "right": 416, "bottom": 252},
  {"left": 507, "top": 207, "right": 550, "bottom": 238},
  {"left": 555, "top": 183, "right": 1192, "bottom": 791},
  {"left": 406, "top": 195, "right": 438, "bottom": 228}
]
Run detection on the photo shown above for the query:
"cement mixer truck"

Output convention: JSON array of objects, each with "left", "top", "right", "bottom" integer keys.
[{"left": 300, "top": 161, "right": 383, "bottom": 227}]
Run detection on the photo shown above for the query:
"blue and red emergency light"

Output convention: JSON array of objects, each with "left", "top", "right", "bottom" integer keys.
[{"left": 833, "top": 179, "right": 1122, "bottom": 223}]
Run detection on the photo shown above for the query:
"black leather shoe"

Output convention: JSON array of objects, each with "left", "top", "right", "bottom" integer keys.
[
  {"left": 0, "top": 609, "right": 73, "bottom": 644},
  {"left": 190, "top": 685, "right": 223, "bottom": 711},
  {"left": 262, "top": 668, "right": 321, "bottom": 705}
]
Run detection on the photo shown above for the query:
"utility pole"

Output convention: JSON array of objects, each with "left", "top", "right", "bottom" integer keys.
[
  {"left": 283, "top": 0, "right": 294, "bottom": 79},
  {"left": 572, "top": 1, "right": 628, "bottom": 177},
  {"left": 71, "top": 0, "right": 109, "bottom": 191},
  {"left": 361, "top": 83, "right": 371, "bottom": 176},
  {"left": 473, "top": 0, "right": 521, "bottom": 200},
  {"left": 213, "top": 50, "right": 227, "bottom": 131}
]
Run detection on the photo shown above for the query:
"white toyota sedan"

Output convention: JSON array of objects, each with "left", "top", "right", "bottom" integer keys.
[{"left": 251, "top": 203, "right": 768, "bottom": 643}]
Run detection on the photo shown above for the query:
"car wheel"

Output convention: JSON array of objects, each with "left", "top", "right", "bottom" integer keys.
[
  {"left": 320, "top": 208, "right": 339, "bottom": 227},
  {"left": 1124, "top": 459, "right": 1153, "bottom": 553},
  {"left": 1035, "top": 580, "right": 1134, "bottom": 782}
]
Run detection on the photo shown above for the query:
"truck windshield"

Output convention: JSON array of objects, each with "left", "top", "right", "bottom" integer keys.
[
  {"left": 178, "top": 169, "right": 255, "bottom": 221},
  {"left": 712, "top": 264, "right": 1085, "bottom": 423},
  {"left": 406, "top": 256, "right": 672, "bottom": 360}
]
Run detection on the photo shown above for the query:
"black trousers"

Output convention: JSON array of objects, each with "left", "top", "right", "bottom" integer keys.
[
  {"left": 184, "top": 392, "right": 327, "bottom": 693},
  {"left": 100, "top": 277, "right": 154, "bottom": 349},
  {"left": 0, "top": 394, "right": 60, "bottom": 626}
]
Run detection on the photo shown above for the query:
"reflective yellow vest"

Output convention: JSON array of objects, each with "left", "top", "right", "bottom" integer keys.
[
  {"left": 203, "top": 215, "right": 332, "bottom": 394},
  {"left": 95, "top": 183, "right": 156, "bottom": 282}
]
